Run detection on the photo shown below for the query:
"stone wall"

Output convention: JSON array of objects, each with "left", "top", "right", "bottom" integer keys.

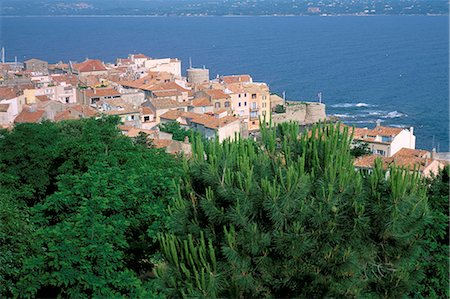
[{"left": 272, "top": 101, "right": 326, "bottom": 125}]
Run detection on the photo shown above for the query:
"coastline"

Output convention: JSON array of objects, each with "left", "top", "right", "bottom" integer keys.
[{"left": 1, "top": 14, "right": 448, "bottom": 18}]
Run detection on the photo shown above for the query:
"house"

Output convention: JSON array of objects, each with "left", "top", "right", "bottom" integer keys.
[
  {"left": 145, "top": 82, "right": 190, "bottom": 102},
  {"left": 50, "top": 74, "right": 78, "bottom": 103},
  {"left": 140, "top": 106, "right": 157, "bottom": 129},
  {"left": 71, "top": 59, "right": 108, "bottom": 77},
  {"left": 354, "top": 148, "right": 445, "bottom": 177},
  {"left": 350, "top": 123, "right": 416, "bottom": 157},
  {"left": 96, "top": 98, "right": 140, "bottom": 126},
  {"left": 78, "top": 88, "right": 122, "bottom": 106},
  {"left": 188, "top": 97, "right": 214, "bottom": 114},
  {"left": 225, "top": 82, "right": 271, "bottom": 131},
  {"left": 220, "top": 74, "right": 252, "bottom": 84},
  {"left": 145, "top": 98, "right": 188, "bottom": 122},
  {"left": 54, "top": 105, "right": 97, "bottom": 122},
  {"left": 0, "top": 102, "right": 15, "bottom": 128},
  {"left": 24, "top": 58, "right": 48, "bottom": 74},
  {"left": 196, "top": 89, "right": 232, "bottom": 112},
  {"left": 160, "top": 109, "right": 240, "bottom": 142},
  {"left": 35, "top": 95, "right": 66, "bottom": 120},
  {"left": 14, "top": 106, "right": 46, "bottom": 124},
  {"left": 144, "top": 58, "right": 182, "bottom": 78}
]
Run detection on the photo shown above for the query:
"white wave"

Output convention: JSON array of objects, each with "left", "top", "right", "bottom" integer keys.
[
  {"left": 382, "top": 111, "right": 407, "bottom": 118},
  {"left": 330, "top": 102, "right": 375, "bottom": 108},
  {"left": 333, "top": 113, "right": 353, "bottom": 118}
]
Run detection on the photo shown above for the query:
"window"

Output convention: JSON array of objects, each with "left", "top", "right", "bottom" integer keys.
[
  {"left": 238, "top": 102, "right": 241, "bottom": 107},
  {"left": 244, "top": 93, "right": 247, "bottom": 97},
  {"left": 215, "top": 102, "right": 221, "bottom": 108},
  {"left": 244, "top": 102, "right": 247, "bottom": 106},
  {"left": 252, "top": 93, "right": 257, "bottom": 99},
  {"left": 262, "top": 103, "right": 266, "bottom": 108},
  {"left": 238, "top": 94, "right": 241, "bottom": 98},
  {"left": 263, "top": 95, "right": 266, "bottom": 100},
  {"left": 225, "top": 101, "right": 230, "bottom": 107},
  {"left": 144, "top": 116, "right": 150, "bottom": 122},
  {"left": 251, "top": 102, "right": 257, "bottom": 109},
  {"left": 65, "top": 97, "right": 70, "bottom": 103},
  {"left": 375, "top": 149, "right": 386, "bottom": 156},
  {"left": 381, "top": 136, "right": 392, "bottom": 143}
]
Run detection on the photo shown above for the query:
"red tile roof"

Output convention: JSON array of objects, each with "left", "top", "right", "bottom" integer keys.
[
  {"left": 0, "top": 87, "right": 18, "bottom": 100},
  {"left": 191, "top": 97, "right": 212, "bottom": 107},
  {"left": 222, "top": 75, "right": 252, "bottom": 84},
  {"left": 73, "top": 59, "right": 107, "bottom": 73},
  {"left": 36, "top": 95, "right": 50, "bottom": 102},
  {"left": 84, "top": 88, "right": 121, "bottom": 98},
  {"left": 152, "top": 90, "right": 182, "bottom": 97},
  {"left": 14, "top": 108, "right": 45, "bottom": 123},
  {"left": 204, "top": 89, "right": 230, "bottom": 99},
  {"left": 133, "top": 54, "right": 150, "bottom": 59}
]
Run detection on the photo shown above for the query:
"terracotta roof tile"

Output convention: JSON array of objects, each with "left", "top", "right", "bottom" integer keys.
[
  {"left": 14, "top": 108, "right": 45, "bottom": 123},
  {"left": 204, "top": 89, "right": 230, "bottom": 99},
  {"left": 0, "top": 87, "right": 17, "bottom": 100},
  {"left": 73, "top": 59, "right": 107, "bottom": 72},
  {"left": 149, "top": 98, "right": 187, "bottom": 110},
  {"left": 85, "top": 88, "right": 121, "bottom": 98},
  {"left": 221, "top": 75, "right": 252, "bottom": 84},
  {"left": 191, "top": 97, "right": 212, "bottom": 107}
]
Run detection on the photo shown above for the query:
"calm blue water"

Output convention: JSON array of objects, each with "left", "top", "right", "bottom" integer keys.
[{"left": 1, "top": 16, "right": 448, "bottom": 150}]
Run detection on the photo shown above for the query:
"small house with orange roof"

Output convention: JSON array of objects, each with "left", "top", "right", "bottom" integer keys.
[
  {"left": 354, "top": 147, "right": 445, "bottom": 178},
  {"left": 348, "top": 122, "right": 416, "bottom": 157},
  {"left": 71, "top": 59, "right": 108, "bottom": 77},
  {"left": 188, "top": 97, "right": 214, "bottom": 114}
]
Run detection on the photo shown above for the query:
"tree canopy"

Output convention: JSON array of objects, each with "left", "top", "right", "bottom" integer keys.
[
  {"left": 0, "top": 117, "right": 181, "bottom": 298},
  {"left": 0, "top": 119, "right": 447, "bottom": 298},
  {"left": 157, "top": 122, "right": 440, "bottom": 298}
]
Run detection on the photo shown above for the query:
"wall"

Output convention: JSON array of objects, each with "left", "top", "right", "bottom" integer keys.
[
  {"left": 272, "top": 102, "right": 326, "bottom": 125},
  {"left": 121, "top": 91, "right": 145, "bottom": 106},
  {"left": 217, "top": 120, "right": 241, "bottom": 142},
  {"left": 390, "top": 129, "right": 416, "bottom": 156}
]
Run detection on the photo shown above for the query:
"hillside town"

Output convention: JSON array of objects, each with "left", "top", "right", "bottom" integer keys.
[{"left": 0, "top": 54, "right": 447, "bottom": 176}]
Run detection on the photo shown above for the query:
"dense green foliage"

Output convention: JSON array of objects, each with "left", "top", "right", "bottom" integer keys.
[
  {"left": 0, "top": 119, "right": 448, "bottom": 298},
  {"left": 0, "top": 117, "right": 180, "bottom": 298},
  {"left": 157, "top": 122, "right": 438, "bottom": 298},
  {"left": 159, "top": 121, "right": 195, "bottom": 142},
  {"left": 274, "top": 104, "right": 286, "bottom": 114},
  {"left": 350, "top": 140, "right": 372, "bottom": 157},
  {"left": 413, "top": 165, "right": 449, "bottom": 298}
]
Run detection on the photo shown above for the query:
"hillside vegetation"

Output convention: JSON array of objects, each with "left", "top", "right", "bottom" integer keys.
[{"left": 0, "top": 118, "right": 447, "bottom": 298}]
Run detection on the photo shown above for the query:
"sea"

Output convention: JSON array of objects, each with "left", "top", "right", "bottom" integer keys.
[{"left": 0, "top": 16, "right": 448, "bottom": 150}]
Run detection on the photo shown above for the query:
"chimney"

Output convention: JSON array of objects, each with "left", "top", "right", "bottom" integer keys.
[
  {"left": 409, "top": 126, "right": 414, "bottom": 135},
  {"left": 376, "top": 119, "right": 381, "bottom": 127},
  {"left": 431, "top": 148, "right": 436, "bottom": 160}
]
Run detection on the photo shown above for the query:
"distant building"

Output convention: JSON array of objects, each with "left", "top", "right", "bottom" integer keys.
[
  {"left": 14, "top": 106, "right": 46, "bottom": 124},
  {"left": 350, "top": 124, "right": 416, "bottom": 157},
  {"left": 160, "top": 109, "right": 240, "bottom": 142},
  {"left": 354, "top": 148, "right": 445, "bottom": 177},
  {"left": 71, "top": 59, "right": 108, "bottom": 78},
  {"left": 24, "top": 58, "right": 48, "bottom": 74},
  {"left": 78, "top": 88, "right": 121, "bottom": 106}
]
